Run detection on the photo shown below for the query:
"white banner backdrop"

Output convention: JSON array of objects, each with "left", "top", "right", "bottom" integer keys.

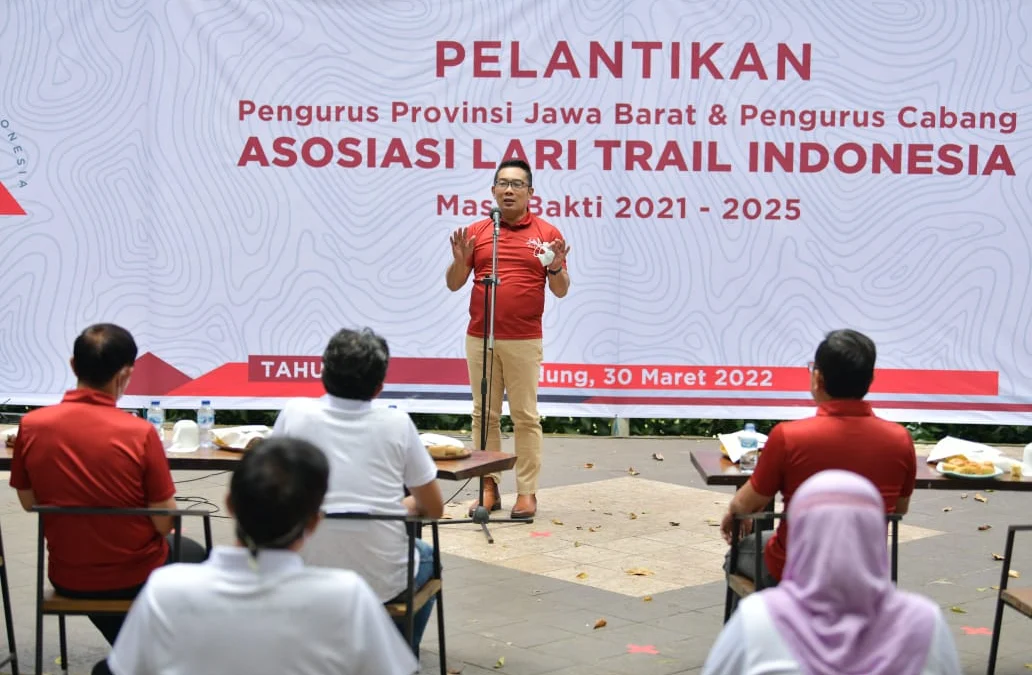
[{"left": 0, "top": 0, "right": 1029, "bottom": 423}]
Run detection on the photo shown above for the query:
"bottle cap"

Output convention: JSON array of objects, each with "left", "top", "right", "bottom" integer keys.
[
  {"left": 201, "top": 400, "right": 211, "bottom": 405},
  {"left": 151, "top": 400, "right": 160, "bottom": 406},
  {"left": 744, "top": 423, "right": 756, "bottom": 431}
]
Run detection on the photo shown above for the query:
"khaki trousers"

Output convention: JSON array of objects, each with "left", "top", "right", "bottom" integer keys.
[{"left": 465, "top": 334, "right": 543, "bottom": 495}]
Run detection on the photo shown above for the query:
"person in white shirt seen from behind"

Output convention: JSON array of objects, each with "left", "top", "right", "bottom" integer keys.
[
  {"left": 97, "top": 436, "right": 418, "bottom": 675},
  {"left": 272, "top": 327, "right": 445, "bottom": 653}
]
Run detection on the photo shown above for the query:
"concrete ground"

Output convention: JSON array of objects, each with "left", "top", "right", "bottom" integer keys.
[{"left": 1, "top": 435, "right": 1030, "bottom": 674}]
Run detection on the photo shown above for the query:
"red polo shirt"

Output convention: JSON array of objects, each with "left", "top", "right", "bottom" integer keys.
[
  {"left": 748, "top": 399, "right": 916, "bottom": 581},
  {"left": 10, "top": 389, "right": 176, "bottom": 591},
  {"left": 465, "top": 211, "right": 565, "bottom": 340}
]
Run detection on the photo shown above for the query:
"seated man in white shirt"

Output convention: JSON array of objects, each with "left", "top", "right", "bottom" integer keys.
[
  {"left": 272, "top": 327, "right": 445, "bottom": 651},
  {"left": 94, "top": 436, "right": 418, "bottom": 675}
]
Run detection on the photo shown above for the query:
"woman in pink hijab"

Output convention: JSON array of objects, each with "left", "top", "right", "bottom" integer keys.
[{"left": 702, "top": 469, "right": 961, "bottom": 675}]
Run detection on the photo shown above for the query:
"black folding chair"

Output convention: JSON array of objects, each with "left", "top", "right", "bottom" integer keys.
[
  {"left": 30, "top": 505, "right": 212, "bottom": 675},
  {"left": 987, "top": 524, "right": 1032, "bottom": 675},
  {"left": 322, "top": 512, "right": 445, "bottom": 674},
  {"left": 723, "top": 511, "right": 901, "bottom": 622}
]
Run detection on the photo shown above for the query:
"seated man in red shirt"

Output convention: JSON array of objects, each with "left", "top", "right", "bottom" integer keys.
[
  {"left": 9, "top": 323, "right": 207, "bottom": 645},
  {"left": 721, "top": 329, "right": 916, "bottom": 587}
]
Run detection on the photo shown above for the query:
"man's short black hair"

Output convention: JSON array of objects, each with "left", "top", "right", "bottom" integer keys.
[
  {"left": 493, "top": 158, "right": 532, "bottom": 187},
  {"left": 814, "top": 329, "right": 877, "bottom": 399},
  {"left": 321, "top": 328, "right": 389, "bottom": 401},
  {"left": 230, "top": 436, "right": 329, "bottom": 553},
  {"left": 71, "top": 323, "right": 138, "bottom": 388}
]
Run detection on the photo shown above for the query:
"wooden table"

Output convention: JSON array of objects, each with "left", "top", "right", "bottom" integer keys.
[
  {"left": 690, "top": 448, "right": 1032, "bottom": 491},
  {"left": 1, "top": 443, "right": 514, "bottom": 481}
]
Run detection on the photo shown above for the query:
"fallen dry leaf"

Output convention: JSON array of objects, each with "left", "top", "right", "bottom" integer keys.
[
  {"left": 576, "top": 526, "right": 583, "bottom": 530},
  {"left": 574, "top": 541, "right": 583, "bottom": 547},
  {"left": 1010, "top": 570, "right": 1021, "bottom": 579},
  {"left": 977, "top": 587, "right": 989, "bottom": 592},
  {"left": 576, "top": 572, "right": 588, "bottom": 580},
  {"left": 441, "top": 514, "right": 454, "bottom": 519},
  {"left": 950, "top": 606, "right": 967, "bottom": 614},
  {"left": 643, "top": 595, "right": 653, "bottom": 602},
  {"left": 991, "top": 585, "right": 1000, "bottom": 590},
  {"left": 494, "top": 656, "right": 505, "bottom": 669},
  {"left": 652, "top": 452, "right": 664, "bottom": 461},
  {"left": 625, "top": 567, "right": 655, "bottom": 577},
  {"left": 593, "top": 618, "right": 607, "bottom": 629},
  {"left": 669, "top": 521, "right": 680, "bottom": 527},
  {"left": 584, "top": 463, "right": 594, "bottom": 469},
  {"left": 974, "top": 493, "right": 988, "bottom": 503},
  {"left": 705, "top": 519, "right": 720, "bottom": 527},
  {"left": 628, "top": 467, "right": 640, "bottom": 476},
  {"left": 603, "top": 511, "right": 613, "bottom": 516},
  {"left": 943, "top": 507, "right": 953, "bottom": 512},
  {"left": 978, "top": 524, "right": 992, "bottom": 531},
  {"left": 447, "top": 668, "right": 463, "bottom": 674},
  {"left": 552, "top": 519, "right": 564, "bottom": 526},
  {"left": 588, "top": 527, "right": 598, "bottom": 533},
  {"left": 960, "top": 493, "right": 968, "bottom": 499},
  {"left": 1024, "top": 664, "right": 1032, "bottom": 671},
  {"left": 629, "top": 512, "right": 638, "bottom": 520},
  {"left": 992, "top": 553, "right": 1005, "bottom": 561}
]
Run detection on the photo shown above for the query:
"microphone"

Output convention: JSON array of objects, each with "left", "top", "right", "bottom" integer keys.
[{"left": 490, "top": 207, "right": 501, "bottom": 234}]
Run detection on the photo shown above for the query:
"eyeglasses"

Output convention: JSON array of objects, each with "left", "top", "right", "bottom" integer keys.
[{"left": 494, "top": 179, "right": 529, "bottom": 190}]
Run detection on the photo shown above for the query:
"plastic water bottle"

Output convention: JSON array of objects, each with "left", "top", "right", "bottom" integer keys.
[
  {"left": 197, "top": 400, "right": 215, "bottom": 450},
  {"left": 146, "top": 401, "right": 165, "bottom": 442},
  {"left": 739, "top": 423, "right": 759, "bottom": 473}
]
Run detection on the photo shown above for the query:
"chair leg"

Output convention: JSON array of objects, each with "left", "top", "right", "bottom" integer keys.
[
  {"left": 407, "top": 606, "right": 417, "bottom": 656},
  {"left": 986, "top": 599, "right": 1007, "bottom": 675},
  {"left": 436, "top": 588, "right": 446, "bottom": 675},
  {"left": 58, "top": 615, "right": 68, "bottom": 674},
  {"left": 203, "top": 516, "right": 213, "bottom": 554},
  {"left": 34, "top": 606, "right": 42, "bottom": 675},
  {"left": 0, "top": 524, "right": 19, "bottom": 675}
]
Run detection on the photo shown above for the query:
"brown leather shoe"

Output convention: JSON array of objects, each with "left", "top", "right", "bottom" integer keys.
[
  {"left": 510, "top": 494, "right": 537, "bottom": 520},
  {"left": 467, "top": 478, "right": 501, "bottom": 516}
]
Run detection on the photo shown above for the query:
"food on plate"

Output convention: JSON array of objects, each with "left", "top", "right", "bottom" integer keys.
[
  {"left": 941, "top": 456, "right": 997, "bottom": 476},
  {"left": 213, "top": 435, "right": 264, "bottom": 451},
  {"left": 3, "top": 433, "right": 15, "bottom": 448},
  {"left": 426, "top": 444, "right": 469, "bottom": 460},
  {"left": 419, "top": 432, "right": 468, "bottom": 459}
]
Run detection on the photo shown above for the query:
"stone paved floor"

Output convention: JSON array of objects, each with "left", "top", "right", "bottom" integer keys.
[{"left": 1, "top": 435, "right": 1031, "bottom": 674}]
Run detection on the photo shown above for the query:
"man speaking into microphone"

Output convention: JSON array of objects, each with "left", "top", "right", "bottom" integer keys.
[{"left": 445, "top": 158, "right": 570, "bottom": 520}]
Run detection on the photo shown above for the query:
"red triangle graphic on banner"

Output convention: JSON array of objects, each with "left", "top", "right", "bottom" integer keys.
[
  {"left": 125, "top": 352, "right": 194, "bottom": 396},
  {"left": 0, "top": 182, "right": 25, "bottom": 216}
]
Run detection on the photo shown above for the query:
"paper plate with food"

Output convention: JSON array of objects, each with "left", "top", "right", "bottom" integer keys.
[
  {"left": 212, "top": 425, "right": 271, "bottom": 452},
  {"left": 419, "top": 433, "right": 471, "bottom": 460},
  {"left": 935, "top": 455, "right": 1004, "bottom": 479}
]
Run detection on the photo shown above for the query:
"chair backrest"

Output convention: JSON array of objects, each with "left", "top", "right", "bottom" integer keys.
[
  {"left": 999, "top": 524, "right": 1032, "bottom": 591},
  {"left": 30, "top": 504, "right": 213, "bottom": 570},
  {"left": 731, "top": 511, "right": 902, "bottom": 586},
  {"left": 320, "top": 511, "right": 430, "bottom": 585}
]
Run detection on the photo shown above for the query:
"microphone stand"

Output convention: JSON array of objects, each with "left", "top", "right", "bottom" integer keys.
[{"left": 448, "top": 209, "right": 533, "bottom": 543}]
